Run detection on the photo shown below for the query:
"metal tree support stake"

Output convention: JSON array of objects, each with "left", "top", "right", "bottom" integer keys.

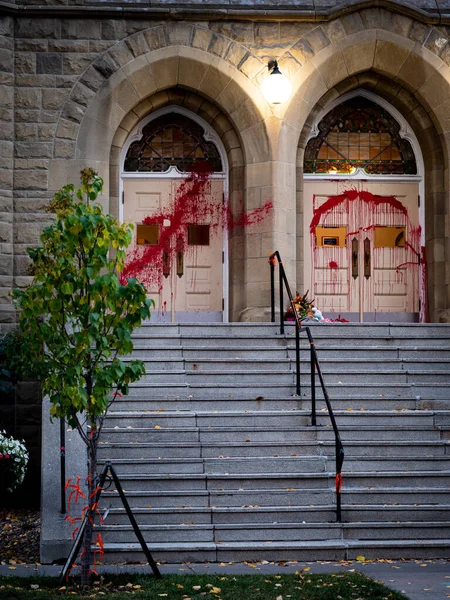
[{"left": 59, "top": 461, "right": 161, "bottom": 583}]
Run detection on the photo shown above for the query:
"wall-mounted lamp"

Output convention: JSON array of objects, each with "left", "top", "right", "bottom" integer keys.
[{"left": 261, "top": 60, "right": 292, "bottom": 105}]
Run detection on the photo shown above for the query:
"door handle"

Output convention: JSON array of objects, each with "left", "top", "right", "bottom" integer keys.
[
  {"left": 163, "top": 250, "right": 170, "bottom": 279},
  {"left": 364, "top": 237, "right": 371, "bottom": 279},
  {"left": 177, "top": 250, "right": 184, "bottom": 278},
  {"left": 351, "top": 237, "right": 358, "bottom": 279},
  {"left": 176, "top": 236, "right": 184, "bottom": 278}
]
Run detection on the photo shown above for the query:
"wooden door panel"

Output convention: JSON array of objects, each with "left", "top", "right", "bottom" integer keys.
[{"left": 315, "top": 294, "right": 351, "bottom": 312}]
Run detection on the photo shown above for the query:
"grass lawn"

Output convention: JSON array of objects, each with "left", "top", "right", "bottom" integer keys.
[{"left": 0, "top": 572, "right": 408, "bottom": 599}]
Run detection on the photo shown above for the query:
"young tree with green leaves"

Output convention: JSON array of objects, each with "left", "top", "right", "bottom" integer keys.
[{"left": 11, "top": 169, "right": 152, "bottom": 584}]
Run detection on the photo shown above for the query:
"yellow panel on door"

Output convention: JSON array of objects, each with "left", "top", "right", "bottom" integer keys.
[
  {"left": 374, "top": 226, "right": 405, "bottom": 248},
  {"left": 315, "top": 226, "right": 347, "bottom": 247}
]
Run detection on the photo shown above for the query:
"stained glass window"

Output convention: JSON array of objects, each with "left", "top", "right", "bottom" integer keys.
[
  {"left": 124, "top": 113, "right": 223, "bottom": 173},
  {"left": 304, "top": 98, "right": 417, "bottom": 175}
]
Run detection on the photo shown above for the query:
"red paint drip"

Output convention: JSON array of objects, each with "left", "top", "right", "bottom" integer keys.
[
  {"left": 310, "top": 187, "right": 427, "bottom": 321},
  {"left": 310, "top": 190, "right": 407, "bottom": 234},
  {"left": 120, "top": 163, "right": 272, "bottom": 291}
]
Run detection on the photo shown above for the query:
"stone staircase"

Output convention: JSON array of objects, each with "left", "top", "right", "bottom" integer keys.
[{"left": 96, "top": 322, "right": 450, "bottom": 563}]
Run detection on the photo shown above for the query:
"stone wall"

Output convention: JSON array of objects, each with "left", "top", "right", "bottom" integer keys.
[
  {"left": 0, "top": 16, "right": 14, "bottom": 332},
  {"left": 0, "top": 2, "right": 449, "bottom": 322},
  {"left": 4, "top": 0, "right": 450, "bottom": 20}
]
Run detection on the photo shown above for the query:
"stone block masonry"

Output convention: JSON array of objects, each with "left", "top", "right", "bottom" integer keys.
[{"left": 0, "top": 15, "right": 14, "bottom": 331}]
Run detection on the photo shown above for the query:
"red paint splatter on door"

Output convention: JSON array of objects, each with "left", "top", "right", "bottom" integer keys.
[
  {"left": 120, "top": 163, "right": 272, "bottom": 293},
  {"left": 310, "top": 188, "right": 427, "bottom": 321}
]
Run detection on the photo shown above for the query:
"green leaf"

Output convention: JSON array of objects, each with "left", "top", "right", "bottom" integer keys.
[{"left": 61, "top": 282, "right": 74, "bottom": 295}]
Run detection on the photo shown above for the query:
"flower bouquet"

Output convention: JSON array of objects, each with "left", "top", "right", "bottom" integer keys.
[
  {"left": 284, "top": 290, "right": 314, "bottom": 321},
  {"left": 0, "top": 431, "right": 29, "bottom": 492}
]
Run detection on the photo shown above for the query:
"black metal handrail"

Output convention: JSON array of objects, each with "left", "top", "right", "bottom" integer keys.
[
  {"left": 60, "top": 417, "right": 66, "bottom": 514},
  {"left": 269, "top": 251, "right": 345, "bottom": 522}
]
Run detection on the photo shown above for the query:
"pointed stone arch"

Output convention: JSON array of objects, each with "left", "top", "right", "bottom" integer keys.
[{"left": 107, "top": 88, "right": 249, "bottom": 319}]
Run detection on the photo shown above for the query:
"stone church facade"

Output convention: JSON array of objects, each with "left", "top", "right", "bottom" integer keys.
[{"left": 1, "top": 0, "right": 450, "bottom": 326}]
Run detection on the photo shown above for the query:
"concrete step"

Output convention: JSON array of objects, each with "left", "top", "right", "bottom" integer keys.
[
  {"left": 131, "top": 335, "right": 288, "bottom": 348},
  {"left": 95, "top": 521, "right": 450, "bottom": 544},
  {"left": 334, "top": 457, "right": 450, "bottom": 472},
  {"left": 110, "top": 395, "right": 424, "bottom": 411},
  {"left": 98, "top": 484, "right": 449, "bottom": 508},
  {"left": 121, "top": 382, "right": 420, "bottom": 400},
  {"left": 101, "top": 473, "right": 329, "bottom": 491},
  {"left": 287, "top": 346, "right": 450, "bottom": 359},
  {"left": 98, "top": 537, "right": 450, "bottom": 563},
  {"left": 103, "top": 504, "right": 450, "bottom": 526},
  {"left": 98, "top": 439, "right": 449, "bottom": 460},
  {"left": 105, "top": 409, "right": 441, "bottom": 428},
  {"left": 97, "top": 456, "right": 327, "bottom": 475},
  {"left": 178, "top": 357, "right": 450, "bottom": 372},
  {"left": 100, "top": 425, "right": 441, "bottom": 443},
  {"left": 132, "top": 367, "right": 450, "bottom": 386},
  {"left": 92, "top": 471, "right": 450, "bottom": 492},
  {"left": 97, "top": 455, "right": 450, "bottom": 475},
  {"left": 100, "top": 487, "right": 333, "bottom": 508}
]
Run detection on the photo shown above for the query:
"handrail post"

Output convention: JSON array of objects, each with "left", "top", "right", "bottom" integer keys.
[
  {"left": 336, "top": 491, "right": 342, "bottom": 523},
  {"left": 295, "top": 322, "right": 300, "bottom": 396},
  {"left": 336, "top": 446, "right": 342, "bottom": 523},
  {"left": 279, "top": 262, "right": 284, "bottom": 335},
  {"left": 310, "top": 342, "right": 316, "bottom": 426},
  {"left": 60, "top": 417, "right": 66, "bottom": 514},
  {"left": 270, "top": 257, "right": 275, "bottom": 323}
]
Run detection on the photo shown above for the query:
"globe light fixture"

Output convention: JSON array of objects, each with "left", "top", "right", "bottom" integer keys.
[{"left": 261, "top": 60, "right": 292, "bottom": 105}]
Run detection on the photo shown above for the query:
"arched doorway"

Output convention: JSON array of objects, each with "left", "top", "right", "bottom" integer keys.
[
  {"left": 303, "top": 91, "right": 425, "bottom": 322},
  {"left": 120, "top": 107, "right": 228, "bottom": 323}
]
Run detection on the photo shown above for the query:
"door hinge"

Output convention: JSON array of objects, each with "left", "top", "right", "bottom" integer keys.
[
  {"left": 122, "top": 190, "right": 124, "bottom": 205},
  {"left": 222, "top": 298, "right": 225, "bottom": 310},
  {"left": 222, "top": 251, "right": 225, "bottom": 264},
  {"left": 418, "top": 194, "right": 420, "bottom": 207}
]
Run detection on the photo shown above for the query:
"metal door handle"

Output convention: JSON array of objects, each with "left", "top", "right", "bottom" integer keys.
[
  {"left": 176, "top": 236, "right": 184, "bottom": 278},
  {"left": 163, "top": 250, "right": 170, "bottom": 279},
  {"left": 364, "top": 237, "right": 371, "bottom": 279},
  {"left": 351, "top": 238, "right": 358, "bottom": 280},
  {"left": 177, "top": 251, "right": 184, "bottom": 278}
]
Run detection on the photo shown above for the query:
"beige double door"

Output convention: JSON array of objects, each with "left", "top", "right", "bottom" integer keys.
[
  {"left": 304, "top": 180, "right": 420, "bottom": 321},
  {"left": 123, "top": 178, "right": 224, "bottom": 322}
]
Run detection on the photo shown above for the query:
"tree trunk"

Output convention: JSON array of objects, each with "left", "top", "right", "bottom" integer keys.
[{"left": 80, "top": 434, "right": 97, "bottom": 585}]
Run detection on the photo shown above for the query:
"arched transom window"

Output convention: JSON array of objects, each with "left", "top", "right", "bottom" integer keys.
[
  {"left": 304, "top": 98, "right": 417, "bottom": 176},
  {"left": 124, "top": 112, "right": 223, "bottom": 173}
]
